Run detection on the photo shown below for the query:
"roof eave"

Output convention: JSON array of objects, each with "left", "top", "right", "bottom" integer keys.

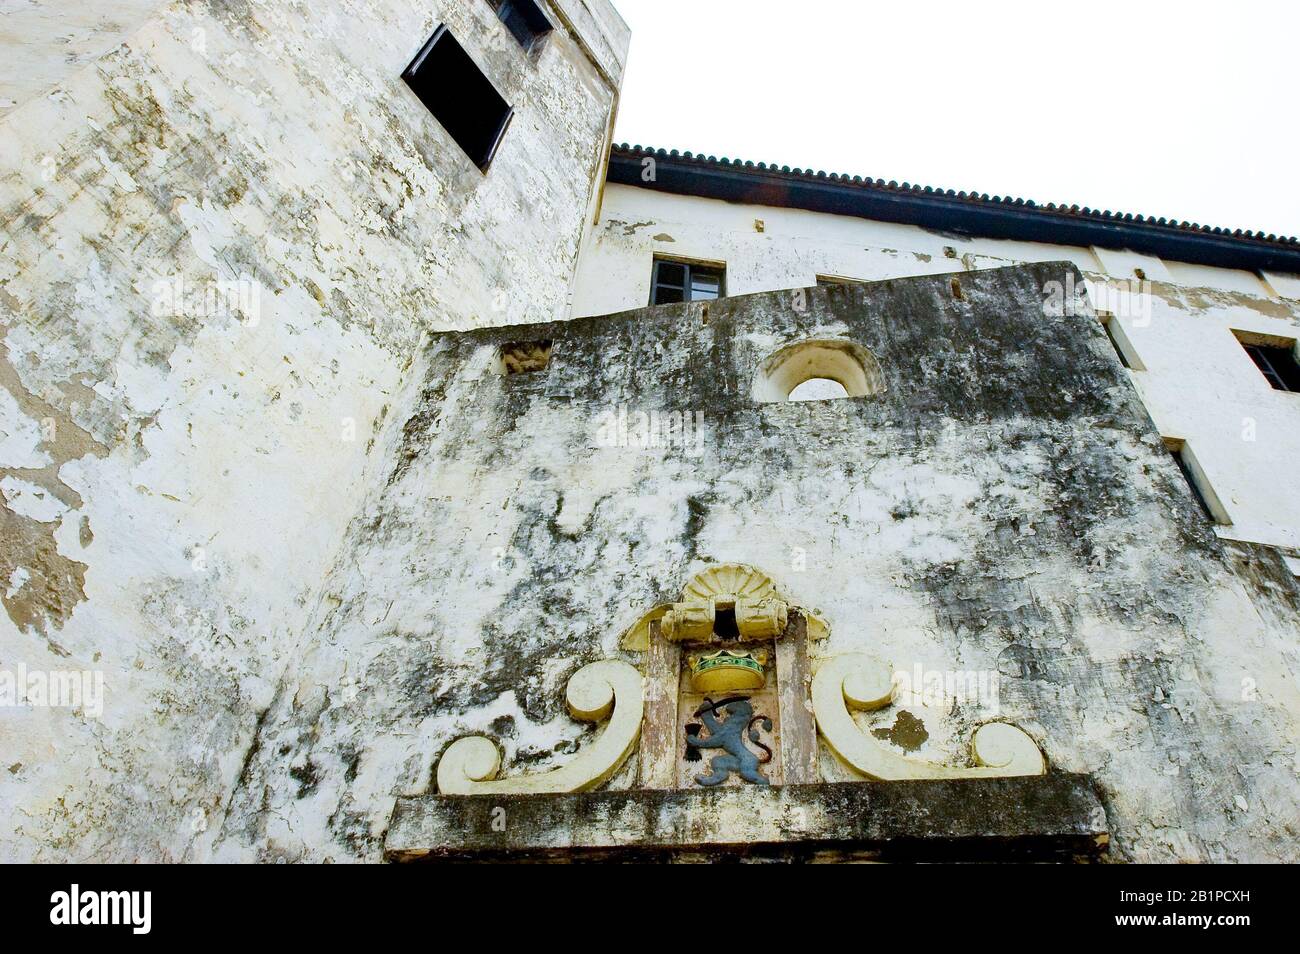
[{"left": 607, "top": 149, "right": 1300, "bottom": 276}]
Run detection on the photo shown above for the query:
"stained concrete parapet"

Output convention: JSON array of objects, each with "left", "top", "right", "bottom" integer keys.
[{"left": 386, "top": 774, "right": 1110, "bottom": 862}]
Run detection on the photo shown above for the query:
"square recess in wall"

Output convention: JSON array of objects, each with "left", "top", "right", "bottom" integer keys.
[
  {"left": 403, "top": 25, "right": 513, "bottom": 172},
  {"left": 499, "top": 340, "right": 553, "bottom": 375}
]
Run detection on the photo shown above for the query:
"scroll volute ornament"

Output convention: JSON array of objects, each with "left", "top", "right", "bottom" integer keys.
[
  {"left": 811, "top": 653, "right": 1046, "bottom": 781},
  {"left": 436, "top": 660, "right": 643, "bottom": 796},
  {"left": 437, "top": 566, "right": 792, "bottom": 797}
]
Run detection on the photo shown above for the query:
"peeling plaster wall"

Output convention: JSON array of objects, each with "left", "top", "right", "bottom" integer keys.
[
  {"left": 229, "top": 264, "right": 1299, "bottom": 862},
  {"left": 0, "top": 0, "right": 625, "bottom": 861},
  {"left": 575, "top": 184, "right": 1300, "bottom": 552},
  {"left": 0, "top": 0, "right": 169, "bottom": 114},
  {"left": 2, "top": 1, "right": 1293, "bottom": 865}
]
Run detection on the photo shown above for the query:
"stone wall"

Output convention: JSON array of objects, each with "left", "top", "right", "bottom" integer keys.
[
  {"left": 4, "top": 0, "right": 1294, "bottom": 865},
  {"left": 0, "top": 0, "right": 626, "bottom": 861},
  {"left": 232, "top": 263, "right": 1300, "bottom": 861},
  {"left": 575, "top": 183, "right": 1300, "bottom": 552}
]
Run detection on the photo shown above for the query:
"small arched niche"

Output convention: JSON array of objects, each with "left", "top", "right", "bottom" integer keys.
[{"left": 752, "top": 338, "right": 884, "bottom": 404}]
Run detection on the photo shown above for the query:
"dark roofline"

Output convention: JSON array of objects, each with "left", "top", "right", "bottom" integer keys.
[{"left": 607, "top": 144, "right": 1300, "bottom": 276}]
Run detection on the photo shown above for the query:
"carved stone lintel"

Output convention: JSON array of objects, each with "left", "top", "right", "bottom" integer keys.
[
  {"left": 660, "top": 600, "right": 715, "bottom": 642},
  {"left": 386, "top": 775, "right": 1109, "bottom": 861},
  {"left": 736, "top": 598, "right": 788, "bottom": 640}
]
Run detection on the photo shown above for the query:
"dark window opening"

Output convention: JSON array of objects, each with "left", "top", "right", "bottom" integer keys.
[
  {"left": 650, "top": 259, "right": 724, "bottom": 305},
  {"left": 403, "top": 26, "right": 513, "bottom": 171},
  {"left": 493, "top": 0, "right": 552, "bottom": 53},
  {"left": 500, "top": 340, "right": 552, "bottom": 375},
  {"left": 1236, "top": 335, "right": 1300, "bottom": 392}
]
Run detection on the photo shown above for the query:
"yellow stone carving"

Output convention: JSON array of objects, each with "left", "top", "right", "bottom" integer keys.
[
  {"left": 736, "top": 597, "right": 787, "bottom": 639},
  {"left": 804, "top": 610, "right": 830, "bottom": 641},
  {"left": 682, "top": 563, "right": 778, "bottom": 603},
  {"left": 620, "top": 604, "right": 669, "bottom": 652},
  {"left": 661, "top": 600, "right": 715, "bottom": 642},
  {"left": 621, "top": 564, "right": 791, "bottom": 648},
  {"left": 436, "top": 660, "right": 643, "bottom": 795},
  {"left": 811, "top": 653, "right": 1045, "bottom": 780}
]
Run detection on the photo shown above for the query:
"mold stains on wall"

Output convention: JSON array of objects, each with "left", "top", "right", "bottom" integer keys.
[
  {"left": 873, "top": 710, "right": 929, "bottom": 751},
  {"left": 207, "top": 262, "right": 1300, "bottom": 862},
  {"left": 387, "top": 378, "right": 449, "bottom": 488},
  {"left": 1150, "top": 280, "right": 1298, "bottom": 323},
  {"left": 0, "top": 0, "right": 627, "bottom": 863}
]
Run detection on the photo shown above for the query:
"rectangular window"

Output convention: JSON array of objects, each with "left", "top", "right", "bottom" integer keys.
[
  {"left": 650, "top": 259, "right": 725, "bottom": 305},
  {"left": 403, "top": 25, "right": 513, "bottom": 171},
  {"left": 1164, "top": 438, "right": 1231, "bottom": 526},
  {"left": 493, "top": 0, "right": 552, "bottom": 53},
  {"left": 1233, "top": 331, "right": 1300, "bottom": 392}
]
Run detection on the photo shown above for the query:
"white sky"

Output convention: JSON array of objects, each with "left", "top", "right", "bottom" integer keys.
[{"left": 611, "top": 0, "right": 1300, "bottom": 238}]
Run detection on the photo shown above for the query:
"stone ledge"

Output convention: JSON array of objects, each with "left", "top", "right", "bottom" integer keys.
[{"left": 385, "top": 773, "right": 1108, "bottom": 862}]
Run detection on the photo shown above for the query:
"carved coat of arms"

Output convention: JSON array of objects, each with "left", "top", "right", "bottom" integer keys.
[{"left": 432, "top": 564, "right": 1045, "bottom": 799}]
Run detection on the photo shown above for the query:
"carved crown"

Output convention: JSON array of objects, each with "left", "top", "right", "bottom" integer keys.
[{"left": 687, "top": 648, "right": 768, "bottom": 692}]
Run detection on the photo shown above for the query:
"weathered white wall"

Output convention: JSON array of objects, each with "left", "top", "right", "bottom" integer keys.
[
  {"left": 236, "top": 267, "right": 1299, "bottom": 862},
  {"left": 3, "top": 0, "right": 1294, "bottom": 865},
  {"left": 0, "top": 0, "right": 168, "bottom": 113},
  {"left": 0, "top": 0, "right": 626, "bottom": 861},
  {"left": 574, "top": 184, "right": 1300, "bottom": 552}
]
